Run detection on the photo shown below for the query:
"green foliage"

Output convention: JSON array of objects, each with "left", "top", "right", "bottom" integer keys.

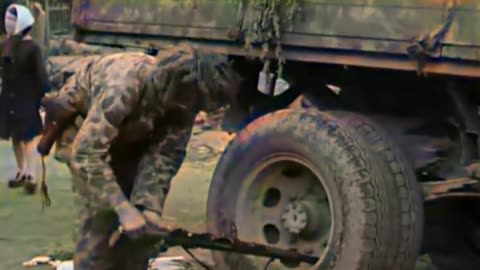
[{"left": 240, "top": 0, "right": 301, "bottom": 77}]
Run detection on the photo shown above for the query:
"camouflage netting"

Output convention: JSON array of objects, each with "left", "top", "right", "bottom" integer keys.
[{"left": 239, "top": 0, "right": 301, "bottom": 77}]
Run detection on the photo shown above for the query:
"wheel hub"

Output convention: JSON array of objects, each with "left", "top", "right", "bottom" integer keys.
[
  {"left": 230, "top": 158, "right": 332, "bottom": 268},
  {"left": 281, "top": 201, "right": 309, "bottom": 234},
  {"left": 281, "top": 200, "right": 324, "bottom": 236}
]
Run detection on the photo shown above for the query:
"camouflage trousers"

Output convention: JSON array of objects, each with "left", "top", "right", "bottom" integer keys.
[{"left": 70, "top": 141, "right": 180, "bottom": 270}]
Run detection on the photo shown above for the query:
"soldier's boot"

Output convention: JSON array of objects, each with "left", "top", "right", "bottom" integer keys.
[
  {"left": 24, "top": 175, "right": 37, "bottom": 194},
  {"left": 8, "top": 172, "right": 25, "bottom": 188}
]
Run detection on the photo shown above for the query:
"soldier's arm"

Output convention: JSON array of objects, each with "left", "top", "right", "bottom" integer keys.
[
  {"left": 70, "top": 85, "right": 139, "bottom": 212},
  {"left": 130, "top": 123, "right": 193, "bottom": 214}
]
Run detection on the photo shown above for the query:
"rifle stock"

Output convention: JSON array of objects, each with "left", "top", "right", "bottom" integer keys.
[{"left": 37, "top": 96, "right": 78, "bottom": 156}]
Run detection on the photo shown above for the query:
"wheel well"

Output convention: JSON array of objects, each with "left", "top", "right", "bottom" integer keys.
[{"left": 226, "top": 57, "right": 480, "bottom": 180}]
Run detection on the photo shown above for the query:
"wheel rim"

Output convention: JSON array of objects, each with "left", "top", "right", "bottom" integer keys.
[{"left": 233, "top": 154, "right": 333, "bottom": 269}]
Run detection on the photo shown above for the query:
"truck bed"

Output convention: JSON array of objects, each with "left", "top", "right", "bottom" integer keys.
[{"left": 71, "top": 0, "right": 480, "bottom": 78}]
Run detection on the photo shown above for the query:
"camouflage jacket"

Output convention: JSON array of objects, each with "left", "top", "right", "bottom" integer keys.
[
  {"left": 47, "top": 55, "right": 103, "bottom": 91},
  {"left": 53, "top": 44, "right": 219, "bottom": 212}
]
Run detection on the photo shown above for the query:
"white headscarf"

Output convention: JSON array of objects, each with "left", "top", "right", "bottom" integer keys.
[{"left": 4, "top": 4, "right": 35, "bottom": 36}]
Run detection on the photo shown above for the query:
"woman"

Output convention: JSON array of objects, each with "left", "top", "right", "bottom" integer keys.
[{"left": 0, "top": 4, "right": 49, "bottom": 194}]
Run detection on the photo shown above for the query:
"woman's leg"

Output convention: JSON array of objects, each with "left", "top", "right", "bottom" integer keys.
[
  {"left": 8, "top": 138, "right": 26, "bottom": 188},
  {"left": 23, "top": 137, "right": 40, "bottom": 194},
  {"left": 13, "top": 138, "right": 25, "bottom": 174}
]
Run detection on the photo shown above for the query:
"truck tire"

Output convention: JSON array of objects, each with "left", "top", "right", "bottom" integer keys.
[{"left": 206, "top": 109, "right": 423, "bottom": 270}]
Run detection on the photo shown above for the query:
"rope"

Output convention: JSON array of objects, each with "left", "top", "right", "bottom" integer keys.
[
  {"left": 40, "top": 155, "right": 51, "bottom": 213},
  {"left": 182, "top": 247, "right": 213, "bottom": 270},
  {"left": 241, "top": 0, "right": 301, "bottom": 77},
  {"left": 263, "top": 258, "right": 275, "bottom": 270}
]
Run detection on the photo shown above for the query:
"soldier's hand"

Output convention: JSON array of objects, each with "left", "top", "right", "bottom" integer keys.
[
  {"left": 143, "top": 209, "right": 171, "bottom": 231},
  {"left": 115, "top": 202, "right": 147, "bottom": 239},
  {"left": 142, "top": 209, "right": 175, "bottom": 238}
]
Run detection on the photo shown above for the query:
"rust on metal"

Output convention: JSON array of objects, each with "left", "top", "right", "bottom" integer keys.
[
  {"left": 422, "top": 177, "right": 479, "bottom": 201},
  {"left": 76, "top": 32, "right": 480, "bottom": 79},
  {"left": 425, "top": 192, "right": 480, "bottom": 201}
]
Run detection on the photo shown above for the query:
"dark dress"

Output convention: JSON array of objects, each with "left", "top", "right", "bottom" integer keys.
[{"left": 0, "top": 38, "right": 49, "bottom": 141}]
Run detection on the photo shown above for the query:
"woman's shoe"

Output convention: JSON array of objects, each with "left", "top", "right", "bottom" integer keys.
[
  {"left": 24, "top": 175, "right": 37, "bottom": 194},
  {"left": 8, "top": 172, "right": 25, "bottom": 188}
]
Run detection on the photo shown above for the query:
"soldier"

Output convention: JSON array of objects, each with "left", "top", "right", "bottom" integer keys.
[{"left": 43, "top": 44, "right": 242, "bottom": 270}]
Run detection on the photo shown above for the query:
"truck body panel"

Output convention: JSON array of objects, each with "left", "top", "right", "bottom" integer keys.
[{"left": 71, "top": 0, "right": 480, "bottom": 77}]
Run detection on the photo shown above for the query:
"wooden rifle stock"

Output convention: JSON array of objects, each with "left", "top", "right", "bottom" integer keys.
[{"left": 37, "top": 96, "right": 78, "bottom": 156}]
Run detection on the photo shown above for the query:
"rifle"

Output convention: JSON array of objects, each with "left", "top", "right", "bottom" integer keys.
[
  {"left": 37, "top": 95, "right": 79, "bottom": 209},
  {"left": 110, "top": 222, "right": 318, "bottom": 269}
]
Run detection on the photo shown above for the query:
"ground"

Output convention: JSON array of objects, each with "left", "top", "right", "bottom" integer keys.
[{"left": 0, "top": 129, "right": 437, "bottom": 270}]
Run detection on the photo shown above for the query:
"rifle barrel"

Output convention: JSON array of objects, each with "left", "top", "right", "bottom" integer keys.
[{"left": 156, "top": 229, "right": 318, "bottom": 265}]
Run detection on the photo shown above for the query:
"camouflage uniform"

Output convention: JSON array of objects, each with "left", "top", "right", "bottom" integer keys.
[{"left": 51, "top": 44, "right": 240, "bottom": 270}]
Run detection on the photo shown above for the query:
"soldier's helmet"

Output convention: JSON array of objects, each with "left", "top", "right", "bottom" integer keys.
[{"left": 195, "top": 52, "right": 243, "bottom": 112}]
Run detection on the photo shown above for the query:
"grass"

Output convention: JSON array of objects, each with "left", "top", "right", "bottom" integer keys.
[
  {"left": 0, "top": 134, "right": 438, "bottom": 270},
  {"left": 0, "top": 140, "right": 75, "bottom": 270},
  {"left": 0, "top": 136, "right": 217, "bottom": 270}
]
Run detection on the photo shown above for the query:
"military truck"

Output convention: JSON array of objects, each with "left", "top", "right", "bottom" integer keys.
[{"left": 69, "top": 1, "right": 480, "bottom": 269}]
